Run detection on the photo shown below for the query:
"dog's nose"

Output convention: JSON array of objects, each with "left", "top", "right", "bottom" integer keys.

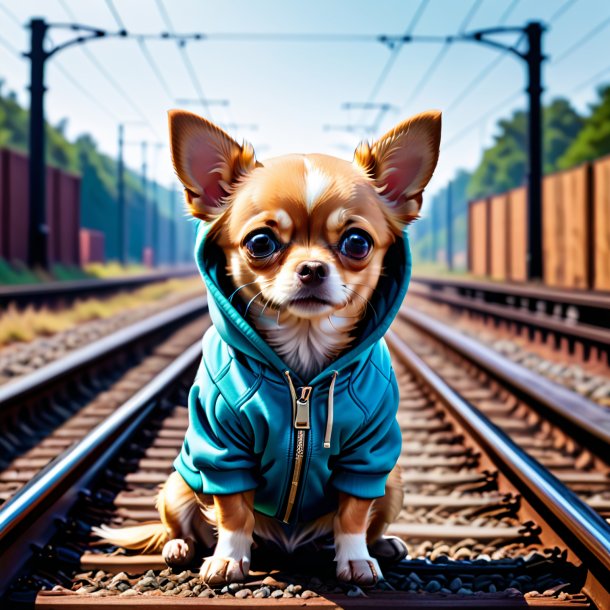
[{"left": 296, "top": 261, "right": 328, "bottom": 285}]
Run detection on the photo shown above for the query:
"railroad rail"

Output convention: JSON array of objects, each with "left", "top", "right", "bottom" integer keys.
[
  {"left": 1, "top": 319, "right": 608, "bottom": 606},
  {"left": 410, "top": 276, "right": 610, "bottom": 357},
  {"left": 0, "top": 266, "right": 198, "bottom": 310},
  {"left": 0, "top": 298, "right": 208, "bottom": 509}
]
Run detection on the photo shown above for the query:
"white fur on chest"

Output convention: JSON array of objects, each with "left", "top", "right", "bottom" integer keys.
[{"left": 253, "top": 313, "right": 354, "bottom": 379}]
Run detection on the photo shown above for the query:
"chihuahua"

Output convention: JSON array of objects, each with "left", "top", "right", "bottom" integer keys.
[{"left": 96, "top": 109, "right": 441, "bottom": 587}]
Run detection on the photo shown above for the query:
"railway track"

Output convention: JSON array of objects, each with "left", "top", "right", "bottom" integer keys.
[
  {"left": 0, "top": 266, "right": 198, "bottom": 310},
  {"left": 0, "top": 297, "right": 209, "bottom": 508},
  {"left": 410, "top": 276, "right": 610, "bottom": 359},
  {"left": 1, "top": 316, "right": 609, "bottom": 607}
]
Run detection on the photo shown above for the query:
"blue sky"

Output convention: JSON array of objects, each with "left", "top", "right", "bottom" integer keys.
[{"left": 1, "top": 0, "right": 609, "bottom": 208}]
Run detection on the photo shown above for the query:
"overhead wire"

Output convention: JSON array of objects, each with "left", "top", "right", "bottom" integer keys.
[
  {"left": 403, "top": 0, "right": 483, "bottom": 110},
  {"left": 154, "top": 0, "right": 213, "bottom": 120},
  {"left": 104, "top": 0, "right": 175, "bottom": 102},
  {"left": 552, "top": 13, "right": 610, "bottom": 65},
  {"left": 58, "top": 0, "right": 160, "bottom": 137},
  {"left": 443, "top": 0, "right": 522, "bottom": 113},
  {"left": 0, "top": 1, "right": 119, "bottom": 121},
  {"left": 361, "top": 0, "right": 429, "bottom": 113}
]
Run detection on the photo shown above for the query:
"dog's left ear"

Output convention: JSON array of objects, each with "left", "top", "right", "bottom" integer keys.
[
  {"left": 354, "top": 110, "right": 441, "bottom": 228},
  {"left": 168, "top": 110, "right": 259, "bottom": 221}
]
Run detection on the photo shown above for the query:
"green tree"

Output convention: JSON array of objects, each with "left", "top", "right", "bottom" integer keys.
[
  {"left": 0, "top": 88, "right": 190, "bottom": 263},
  {"left": 558, "top": 85, "right": 610, "bottom": 169},
  {"left": 467, "top": 98, "right": 583, "bottom": 199}
]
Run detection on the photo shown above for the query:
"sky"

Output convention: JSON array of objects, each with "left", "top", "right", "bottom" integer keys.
[{"left": 0, "top": 0, "right": 609, "bottom": 209}]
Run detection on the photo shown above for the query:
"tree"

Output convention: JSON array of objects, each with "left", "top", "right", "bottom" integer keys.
[
  {"left": 558, "top": 85, "right": 610, "bottom": 169},
  {"left": 467, "top": 98, "right": 583, "bottom": 199}
]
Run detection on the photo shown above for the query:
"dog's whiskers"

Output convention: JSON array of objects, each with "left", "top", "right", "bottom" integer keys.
[
  {"left": 344, "top": 287, "right": 378, "bottom": 321},
  {"left": 228, "top": 281, "right": 259, "bottom": 303}
]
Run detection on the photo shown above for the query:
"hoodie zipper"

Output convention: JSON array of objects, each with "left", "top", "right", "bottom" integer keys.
[{"left": 282, "top": 372, "right": 311, "bottom": 524}]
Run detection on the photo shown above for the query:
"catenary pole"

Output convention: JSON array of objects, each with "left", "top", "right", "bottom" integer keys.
[{"left": 26, "top": 19, "right": 48, "bottom": 269}]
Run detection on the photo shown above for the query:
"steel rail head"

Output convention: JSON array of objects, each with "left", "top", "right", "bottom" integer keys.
[
  {"left": 399, "top": 307, "right": 610, "bottom": 448},
  {"left": 0, "top": 297, "right": 207, "bottom": 407},
  {"left": 386, "top": 329, "right": 610, "bottom": 584},
  {"left": 411, "top": 275, "right": 610, "bottom": 310}
]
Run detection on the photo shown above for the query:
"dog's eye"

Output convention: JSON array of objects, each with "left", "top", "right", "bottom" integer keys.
[
  {"left": 339, "top": 229, "right": 372, "bottom": 260},
  {"left": 245, "top": 231, "right": 280, "bottom": 258}
]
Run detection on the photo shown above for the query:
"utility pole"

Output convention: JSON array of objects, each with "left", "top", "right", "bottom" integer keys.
[
  {"left": 430, "top": 201, "right": 438, "bottom": 264},
  {"left": 141, "top": 141, "right": 148, "bottom": 261},
  {"left": 446, "top": 182, "right": 453, "bottom": 271},
  {"left": 171, "top": 188, "right": 178, "bottom": 265},
  {"left": 152, "top": 178, "right": 158, "bottom": 267},
  {"left": 117, "top": 124, "right": 126, "bottom": 265},
  {"left": 26, "top": 19, "right": 48, "bottom": 269},
  {"left": 524, "top": 22, "right": 544, "bottom": 281}
]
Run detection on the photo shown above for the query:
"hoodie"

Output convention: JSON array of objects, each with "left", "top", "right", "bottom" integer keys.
[{"left": 174, "top": 221, "right": 411, "bottom": 526}]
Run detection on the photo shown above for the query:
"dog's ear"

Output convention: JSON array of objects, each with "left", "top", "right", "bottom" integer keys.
[
  {"left": 168, "top": 110, "right": 258, "bottom": 221},
  {"left": 354, "top": 110, "right": 441, "bottom": 228}
]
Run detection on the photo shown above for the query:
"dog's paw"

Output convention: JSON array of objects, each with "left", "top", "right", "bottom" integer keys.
[
  {"left": 200, "top": 556, "right": 249, "bottom": 586},
  {"left": 200, "top": 530, "right": 252, "bottom": 585},
  {"left": 337, "top": 558, "right": 381, "bottom": 586},
  {"left": 335, "top": 532, "right": 382, "bottom": 586},
  {"left": 162, "top": 538, "right": 195, "bottom": 567}
]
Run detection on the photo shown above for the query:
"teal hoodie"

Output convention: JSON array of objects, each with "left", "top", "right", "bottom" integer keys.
[{"left": 174, "top": 221, "right": 411, "bottom": 526}]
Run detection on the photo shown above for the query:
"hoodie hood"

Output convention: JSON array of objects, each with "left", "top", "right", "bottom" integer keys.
[{"left": 193, "top": 220, "right": 412, "bottom": 385}]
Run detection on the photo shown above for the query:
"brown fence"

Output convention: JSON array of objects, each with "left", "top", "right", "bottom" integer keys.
[
  {"left": 469, "top": 198, "right": 489, "bottom": 276},
  {"left": 507, "top": 187, "right": 527, "bottom": 282},
  {"left": 468, "top": 155, "right": 610, "bottom": 291},
  {"left": 594, "top": 156, "right": 610, "bottom": 290},
  {"left": 0, "top": 148, "right": 81, "bottom": 266}
]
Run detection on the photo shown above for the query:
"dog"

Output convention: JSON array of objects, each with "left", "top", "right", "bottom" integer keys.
[{"left": 95, "top": 109, "right": 441, "bottom": 587}]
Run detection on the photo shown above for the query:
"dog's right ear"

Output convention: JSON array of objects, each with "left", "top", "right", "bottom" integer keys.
[{"left": 168, "top": 110, "right": 259, "bottom": 221}]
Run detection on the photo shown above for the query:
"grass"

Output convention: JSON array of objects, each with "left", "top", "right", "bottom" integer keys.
[
  {"left": 0, "top": 277, "right": 203, "bottom": 347},
  {"left": 0, "top": 258, "right": 170, "bottom": 286},
  {"left": 84, "top": 262, "right": 150, "bottom": 278}
]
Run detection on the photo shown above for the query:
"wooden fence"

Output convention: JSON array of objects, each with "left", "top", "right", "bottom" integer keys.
[{"left": 468, "top": 155, "right": 610, "bottom": 290}]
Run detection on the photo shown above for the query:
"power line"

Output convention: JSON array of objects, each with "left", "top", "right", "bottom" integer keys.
[
  {"left": 552, "top": 13, "right": 610, "bottom": 65},
  {"left": 362, "top": 0, "right": 429, "bottom": 113},
  {"left": 548, "top": 0, "right": 578, "bottom": 24},
  {"left": 403, "top": 0, "right": 483, "bottom": 110},
  {"left": 497, "top": 0, "right": 520, "bottom": 25},
  {"left": 0, "top": 2, "right": 118, "bottom": 121},
  {"left": 137, "top": 39, "right": 175, "bottom": 101},
  {"left": 570, "top": 61, "right": 610, "bottom": 93},
  {"left": 103, "top": 0, "right": 174, "bottom": 102},
  {"left": 58, "top": 0, "right": 160, "bottom": 137},
  {"left": 442, "top": 88, "right": 522, "bottom": 150},
  {"left": 104, "top": 0, "right": 126, "bottom": 30},
  {"left": 154, "top": 0, "right": 213, "bottom": 119},
  {"left": 0, "top": 31, "right": 20, "bottom": 57}
]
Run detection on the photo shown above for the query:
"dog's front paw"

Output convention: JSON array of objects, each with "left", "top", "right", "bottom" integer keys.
[
  {"left": 200, "top": 556, "right": 249, "bottom": 585},
  {"left": 335, "top": 533, "right": 382, "bottom": 586},
  {"left": 163, "top": 538, "right": 195, "bottom": 567},
  {"left": 200, "top": 530, "right": 252, "bottom": 585}
]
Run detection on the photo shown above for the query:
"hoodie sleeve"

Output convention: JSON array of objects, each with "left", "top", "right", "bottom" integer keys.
[
  {"left": 331, "top": 372, "right": 402, "bottom": 499},
  {"left": 174, "top": 379, "right": 258, "bottom": 495}
]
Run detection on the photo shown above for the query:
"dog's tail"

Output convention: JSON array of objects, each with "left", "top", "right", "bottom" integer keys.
[
  {"left": 92, "top": 522, "right": 169, "bottom": 553},
  {"left": 92, "top": 471, "right": 200, "bottom": 553}
]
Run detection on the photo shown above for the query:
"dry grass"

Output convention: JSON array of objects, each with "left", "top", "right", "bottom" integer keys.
[
  {"left": 0, "top": 278, "right": 203, "bottom": 347},
  {"left": 84, "top": 262, "right": 149, "bottom": 278}
]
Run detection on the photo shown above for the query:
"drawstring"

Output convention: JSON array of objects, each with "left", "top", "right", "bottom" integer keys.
[
  {"left": 284, "top": 371, "right": 298, "bottom": 422},
  {"left": 324, "top": 371, "right": 338, "bottom": 449}
]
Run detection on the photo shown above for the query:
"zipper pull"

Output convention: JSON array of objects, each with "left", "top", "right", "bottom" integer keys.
[{"left": 294, "top": 386, "right": 312, "bottom": 429}]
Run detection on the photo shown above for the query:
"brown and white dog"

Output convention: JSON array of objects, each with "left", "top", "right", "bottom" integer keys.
[{"left": 96, "top": 109, "right": 441, "bottom": 586}]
